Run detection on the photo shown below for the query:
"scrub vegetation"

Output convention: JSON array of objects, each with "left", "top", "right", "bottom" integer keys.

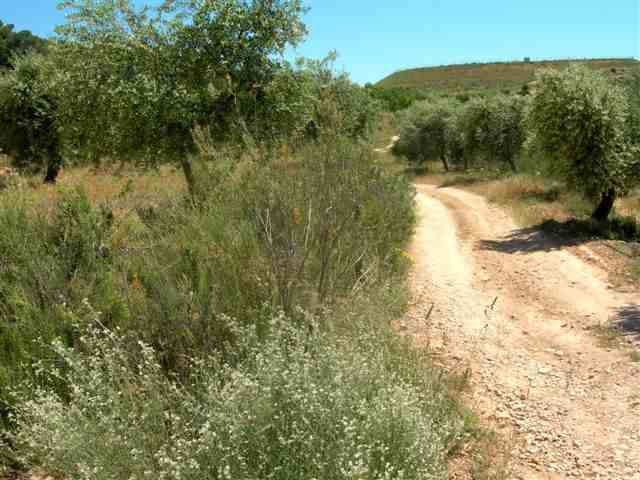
[{"left": 0, "top": 1, "right": 479, "bottom": 479}]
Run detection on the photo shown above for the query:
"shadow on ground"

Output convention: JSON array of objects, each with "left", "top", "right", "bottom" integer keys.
[
  {"left": 478, "top": 223, "right": 590, "bottom": 254},
  {"left": 611, "top": 304, "right": 640, "bottom": 345},
  {"left": 479, "top": 218, "right": 640, "bottom": 255}
]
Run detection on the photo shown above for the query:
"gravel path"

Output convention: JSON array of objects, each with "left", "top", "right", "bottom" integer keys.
[{"left": 404, "top": 183, "right": 640, "bottom": 479}]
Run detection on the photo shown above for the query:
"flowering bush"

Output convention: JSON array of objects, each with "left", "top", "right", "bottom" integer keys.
[{"left": 9, "top": 309, "right": 468, "bottom": 480}]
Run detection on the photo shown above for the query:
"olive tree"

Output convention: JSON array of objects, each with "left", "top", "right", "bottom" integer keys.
[
  {"left": 458, "top": 94, "right": 525, "bottom": 172},
  {"left": 526, "top": 65, "right": 635, "bottom": 221},
  {"left": 393, "top": 99, "right": 456, "bottom": 171},
  {"left": 443, "top": 109, "right": 467, "bottom": 170},
  {"left": 624, "top": 67, "right": 640, "bottom": 147},
  {"left": 0, "top": 53, "right": 63, "bottom": 182},
  {"left": 482, "top": 94, "right": 525, "bottom": 172},
  {"left": 52, "top": 0, "right": 308, "bottom": 193}
]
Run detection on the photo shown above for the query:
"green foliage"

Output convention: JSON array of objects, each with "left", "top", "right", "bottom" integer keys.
[
  {"left": 0, "top": 53, "right": 62, "bottom": 181},
  {"left": 9, "top": 309, "right": 467, "bottom": 480},
  {"left": 623, "top": 67, "right": 640, "bottom": 146},
  {"left": 0, "top": 5, "right": 379, "bottom": 185},
  {"left": 51, "top": 0, "right": 308, "bottom": 167},
  {"left": 0, "top": 21, "right": 47, "bottom": 69},
  {"left": 368, "top": 85, "right": 428, "bottom": 112},
  {"left": 393, "top": 99, "right": 459, "bottom": 170},
  {"left": 0, "top": 136, "right": 415, "bottom": 438},
  {"left": 460, "top": 94, "right": 526, "bottom": 172},
  {"left": 393, "top": 94, "right": 525, "bottom": 172},
  {"left": 0, "top": 189, "right": 115, "bottom": 427},
  {"left": 443, "top": 108, "right": 467, "bottom": 169},
  {"left": 284, "top": 55, "right": 382, "bottom": 142},
  {"left": 526, "top": 65, "right": 636, "bottom": 219}
]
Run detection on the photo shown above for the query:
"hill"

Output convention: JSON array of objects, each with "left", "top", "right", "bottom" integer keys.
[{"left": 376, "top": 58, "right": 639, "bottom": 92}]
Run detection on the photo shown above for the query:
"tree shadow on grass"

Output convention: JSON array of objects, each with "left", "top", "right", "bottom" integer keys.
[{"left": 611, "top": 304, "right": 640, "bottom": 345}]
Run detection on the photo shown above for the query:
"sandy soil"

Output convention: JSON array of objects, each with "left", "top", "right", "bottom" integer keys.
[{"left": 404, "top": 183, "right": 640, "bottom": 479}]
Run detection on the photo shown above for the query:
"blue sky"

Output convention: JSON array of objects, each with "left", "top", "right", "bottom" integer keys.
[{"left": 1, "top": 1, "right": 638, "bottom": 84}]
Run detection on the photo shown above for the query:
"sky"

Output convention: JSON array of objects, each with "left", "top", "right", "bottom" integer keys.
[{"left": 1, "top": 0, "right": 638, "bottom": 84}]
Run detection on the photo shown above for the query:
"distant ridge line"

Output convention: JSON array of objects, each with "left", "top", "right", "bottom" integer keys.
[{"left": 376, "top": 57, "right": 639, "bottom": 90}]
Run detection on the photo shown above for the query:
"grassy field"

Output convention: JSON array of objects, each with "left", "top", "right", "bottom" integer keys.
[{"left": 377, "top": 58, "right": 638, "bottom": 92}]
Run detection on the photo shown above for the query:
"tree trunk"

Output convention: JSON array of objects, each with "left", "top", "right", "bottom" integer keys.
[
  {"left": 507, "top": 156, "right": 518, "bottom": 173},
  {"left": 180, "top": 157, "right": 197, "bottom": 200},
  {"left": 464, "top": 155, "right": 469, "bottom": 171},
  {"left": 592, "top": 189, "right": 616, "bottom": 222},
  {"left": 440, "top": 154, "right": 449, "bottom": 172},
  {"left": 43, "top": 153, "right": 61, "bottom": 184}
]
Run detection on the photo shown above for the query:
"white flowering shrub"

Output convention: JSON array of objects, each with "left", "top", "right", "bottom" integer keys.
[{"left": 9, "top": 312, "right": 467, "bottom": 480}]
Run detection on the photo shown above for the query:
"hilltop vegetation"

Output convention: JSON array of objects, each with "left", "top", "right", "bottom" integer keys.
[{"left": 377, "top": 58, "right": 638, "bottom": 93}]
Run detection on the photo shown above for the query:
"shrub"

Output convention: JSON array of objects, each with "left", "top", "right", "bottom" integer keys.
[
  {"left": 8, "top": 310, "right": 468, "bottom": 480},
  {"left": 0, "top": 135, "right": 416, "bottom": 437},
  {"left": 0, "top": 189, "right": 117, "bottom": 427},
  {"left": 0, "top": 21, "right": 47, "bottom": 69}
]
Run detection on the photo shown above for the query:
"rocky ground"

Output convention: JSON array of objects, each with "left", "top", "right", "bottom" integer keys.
[{"left": 403, "top": 183, "right": 640, "bottom": 479}]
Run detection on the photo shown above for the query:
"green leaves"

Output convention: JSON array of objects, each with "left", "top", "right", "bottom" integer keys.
[
  {"left": 0, "top": 53, "right": 60, "bottom": 176},
  {"left": 0, "top": 20, "right": 47, "bottom": 69},
  {"left": 526, "top": 65, "right": 632, "bottom": 200},
  {"left": 51, "top": 0, "right": 309, "bottom": 165}
]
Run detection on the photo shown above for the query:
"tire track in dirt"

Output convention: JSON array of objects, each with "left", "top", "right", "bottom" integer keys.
[{"left": 405, "top": 184, "right": 640, "bottom": 479}]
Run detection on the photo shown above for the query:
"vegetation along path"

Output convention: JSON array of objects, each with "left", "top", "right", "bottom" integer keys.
[{"left": 403, "top": 182, "right": 640, "bottom": 479}]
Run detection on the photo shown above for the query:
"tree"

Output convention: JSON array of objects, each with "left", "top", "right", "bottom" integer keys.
[
  {"left": 623, "top": 67, "right": 640, "bottom": 146},
  {"left": 393, "top": 99, "right": 456, "bottom": 171},
  {"left": 0, "top": 53, "right": 62, "bottom": 182},
  {"left": 526, "top": 65, "right": 635, "bottom": 221},
  {"left": 52, "top": 0, "right": 308, "bottom": 194},
  {"left": 368, "top": 86, "right": 428, "bottom": 113},
  {"left": 458, "top": 94, "right": 525, "bottom": 173},
  {"left": 443, "top": 109, "right": 467, "bottom": 170},
  {"left": 479, "top": 94, "right": 525, "bottom": 173},
  {"left": 0, "top": 20, "right": 47, "bottom": 68}
]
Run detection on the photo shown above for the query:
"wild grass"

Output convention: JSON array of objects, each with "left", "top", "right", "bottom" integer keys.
[
  {"left": 0, "top": 135, "right": 415, "bottom": 410},
  {"left": 0, "top": 134, "right": 486, "bottom": 479}
]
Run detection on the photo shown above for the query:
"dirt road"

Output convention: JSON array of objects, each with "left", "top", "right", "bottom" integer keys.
[{"left": 404, "top": 183, "right": 640, "bottom": 479}]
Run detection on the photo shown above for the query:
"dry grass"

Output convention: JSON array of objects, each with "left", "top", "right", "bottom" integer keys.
[
  {"left": 463, "top": 176, "right": 571, "bottom": 226},
  {"left": 377, "top": 58, "right": 638, "bottom": 92},
  {"left": 426, "top": 172, "right": 640, "bottom": 229},
  {"left": 5, "top": 164, "right": 186, "bottom": 218}
]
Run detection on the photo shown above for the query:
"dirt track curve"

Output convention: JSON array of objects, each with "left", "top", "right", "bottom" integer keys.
[{"left": 403, "top": 183, "right": 640, "bottom": 479}]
